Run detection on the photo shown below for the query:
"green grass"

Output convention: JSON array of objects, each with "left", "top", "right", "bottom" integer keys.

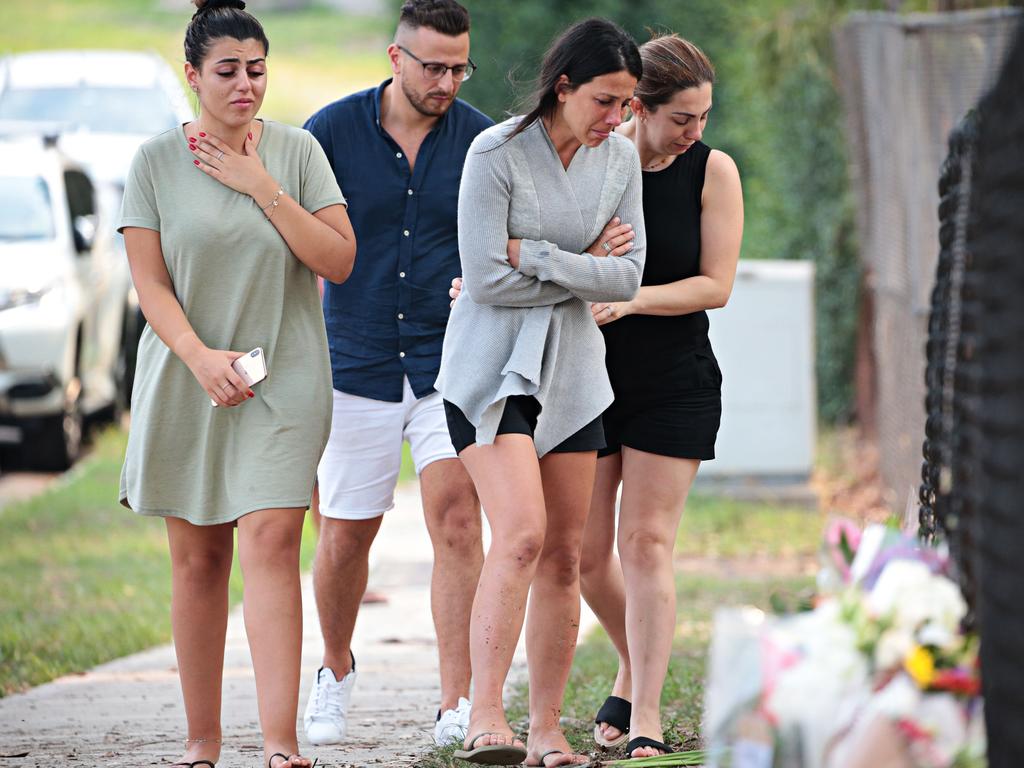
[
  {"left": 0, "top": 427, "right": 320, "bottom": 696},
  {"left": 400, "top": 440, "right": 416, "bottom": 483},
  {"left": 677, "top": 494, "right": 824, "bottom": 558},
  {"left": 0, "top": 0, "right": 394, "bottom": 127},
  {"left": 418, "top": 497, "right": 822, "bottom": 767}
]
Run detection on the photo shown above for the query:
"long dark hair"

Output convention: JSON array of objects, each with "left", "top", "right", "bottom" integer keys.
[
  {"left": 185, "top": 0, "right": 269, "bottom": 69},
  {"left": 506, "top": 18, "right": 642, "bottom": 142}
]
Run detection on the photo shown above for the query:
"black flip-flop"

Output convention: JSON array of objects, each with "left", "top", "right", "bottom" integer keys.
[
  {"left": 527, "top": 748, "right": 592, "bottom": 767},
  {"left": 170, "top": 763, "right": 215, "bottom": 768},
  {"left": 454, "top": 732, "right": 528, "bottom": 765},
  {"left": 593, "top": 695, "right": 631, "bottom": 748},
  {"left": 624, "top": 736, "right": 671, "bottom": 759}
]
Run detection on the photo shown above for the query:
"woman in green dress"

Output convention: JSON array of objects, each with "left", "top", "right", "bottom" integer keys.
[{"left": 118, "top": 2, "right": 355, "bottom": 767}]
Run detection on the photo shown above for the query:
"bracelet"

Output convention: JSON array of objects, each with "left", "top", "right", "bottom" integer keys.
[
  {"left": 259, "top": 187, "right": 284, "bottom": 219},
  {"left": 185, "top": 737, "right": 222, "bottom": 744}
]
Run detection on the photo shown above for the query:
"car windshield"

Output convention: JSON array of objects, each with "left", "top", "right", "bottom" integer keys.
[
  {"left": 0, "top": 177, "right": 55, "bottom": 241},
  {"left": 0, "top": 86, "right": 179, "bottom": 135}
]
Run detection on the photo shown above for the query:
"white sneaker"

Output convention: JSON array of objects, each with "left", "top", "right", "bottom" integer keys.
[
  {"left": 433, "top": 696, "right": 471, "bottom": 746},
  {"left": 303, "top": 659, "right": 357, "bottom": 746}
]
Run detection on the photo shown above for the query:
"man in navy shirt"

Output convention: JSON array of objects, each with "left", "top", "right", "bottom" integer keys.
[{"left": 302, "top": 0, "right": 492, "bottom": 749}]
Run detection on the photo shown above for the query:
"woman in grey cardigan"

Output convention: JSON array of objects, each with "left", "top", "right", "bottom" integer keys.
[{"left": 435, "top": 18, "right": 646, "bottom": 767}]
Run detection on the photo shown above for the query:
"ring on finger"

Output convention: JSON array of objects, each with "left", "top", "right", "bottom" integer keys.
[
  {"left": 217, "top": 150, "right": 225, "bottom": 160},
  {"left": 602, "top": 241, "right": 612, "bottom": 253},
  {"left": 606, "top": 306, "right": 614, "bottom": 316}
]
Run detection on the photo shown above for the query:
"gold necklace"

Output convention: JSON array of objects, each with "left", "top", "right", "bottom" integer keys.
[{"left": 642, "top": 154, "right": 671, "bottom": 172}]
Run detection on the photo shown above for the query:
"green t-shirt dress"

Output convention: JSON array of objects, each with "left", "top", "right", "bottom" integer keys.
[{"left": 118, "top": 120, "right": 345, "bottom": 525}]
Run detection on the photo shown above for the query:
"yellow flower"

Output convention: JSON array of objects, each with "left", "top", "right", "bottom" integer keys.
[{"left": 905, "top": 645, "right": 936, "bottom": 687}]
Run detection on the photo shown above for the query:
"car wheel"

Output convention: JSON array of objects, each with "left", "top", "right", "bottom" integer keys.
[
  {"left": 116, "top": 305, "right": 143, "bottom": 412},
  {"left": 22, "top": 380, "right": 84, "bottom": 472}
]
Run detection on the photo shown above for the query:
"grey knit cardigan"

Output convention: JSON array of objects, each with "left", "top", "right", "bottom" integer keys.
[{"left": 435, "top": 116, "right": 647, "bottom": 455}]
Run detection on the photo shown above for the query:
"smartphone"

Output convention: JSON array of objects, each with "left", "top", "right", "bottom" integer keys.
[
  {"left": 211, "top": 347, "right": 268, "bottom": 406},
  {"left": 232, "top": 346, "right": 268, "bottom": 387}
]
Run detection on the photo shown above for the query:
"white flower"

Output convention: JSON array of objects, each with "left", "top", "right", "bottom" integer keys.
[
  {"left": 908, "top": 693, "right": 967, "bottom": 768},
  {"left": 917, "top": 577, "right": 968, "bottom": 635},
  {"left": 867, "top": 560, "right": 966, "bottom": 635},
  {"left": 872, "top": 673, "right": 922, "bottom": 718},
  {"left": 868, "top": 560, "right": 932, "bottom": 618},
  {"left": 917, "top": 620, "right": 957, "bottom": 650},
  {"left": 763, "top": 605, "right": 871, "bottom": 766},
  {"left": 875, "top": 628, "right": 915, "bottom": 671}
]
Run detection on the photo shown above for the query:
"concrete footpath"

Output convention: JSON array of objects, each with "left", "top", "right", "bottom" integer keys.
[{"left": 0, "top": 482, "right": 598, "bottom": 768}]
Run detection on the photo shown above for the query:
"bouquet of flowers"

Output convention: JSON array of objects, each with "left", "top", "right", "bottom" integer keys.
[{"left": 704, "top": 519, "right": 985, "bottom": 768}]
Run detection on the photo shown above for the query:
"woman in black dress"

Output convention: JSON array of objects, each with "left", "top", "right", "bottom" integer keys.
[{"left": 583, "top": 35, "right": 743, "bottom": 759}]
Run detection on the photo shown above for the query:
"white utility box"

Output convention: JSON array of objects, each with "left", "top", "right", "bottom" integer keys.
[{"left": 702, "top": 259, "right": 816, "bottom": 479}]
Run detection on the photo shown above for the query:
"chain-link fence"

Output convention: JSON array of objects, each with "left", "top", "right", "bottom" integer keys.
[
  {"left": 915, "top": 18, "right": 1024, "bottom": 765},
  {"left": 833, "top": 7, "right": 1022, "bottom": 505},
  {"left": 964, "top": 22, "right": 1024, "bottom": 763}
]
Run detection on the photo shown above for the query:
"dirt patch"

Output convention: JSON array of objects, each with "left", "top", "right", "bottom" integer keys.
[
  {"left": 813, "top": 427, "right": 895, "bottom": 525},
  {"left": 0, "top": 471, "right": 60, "bottom": 511}
]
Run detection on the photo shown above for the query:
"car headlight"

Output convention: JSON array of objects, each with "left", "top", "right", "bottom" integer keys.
[{"left": 0, "top": 282, "right": 63, "bottom": 312}]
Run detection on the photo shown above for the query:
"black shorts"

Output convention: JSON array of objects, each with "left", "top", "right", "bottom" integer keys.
[
  {"left": 443, "top": 396, "right": 605, "bottom": 455},
  {"left": 600, "top": 346, "right": 723, "bottom": 461}
]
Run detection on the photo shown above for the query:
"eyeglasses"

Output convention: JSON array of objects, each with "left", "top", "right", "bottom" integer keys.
[{"left": 397, "top": 45, "right": 477, "bottom": 82}]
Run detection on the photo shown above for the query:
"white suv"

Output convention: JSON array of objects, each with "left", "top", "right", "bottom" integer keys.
[
  {"left": 0, "top": 50, "right": 193, "bottom": 469},
  {"left": 0, "top": 134, "right": 126, "bottom": 469},
  {"left": 0, "top": 49, "right": 194, "bottom": 184}
]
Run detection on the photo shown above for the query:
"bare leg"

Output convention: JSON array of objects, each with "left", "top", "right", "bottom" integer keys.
[
  {"left": 457, "top": 435, "right": 546, "bottom": 751},
  {"left": 617, "top": 448, "right": 699, "bottom": 758},
  {"left": 420, "top": 458, "right": 483, "bottom": 711},
  {"left": 579, "top": 453, "right": 632, "bottom": 743},
  {"left": 165, "top": 518, "right": 234, "bottom": 766},
  {"left": 524, "top": 450, "right": 597, "bottom": 766},
  {"left": 313, "top": 515, "right": 383, "bottom": 675},
  {"left": 236, "top": 507, "right": 312, "bottom": 768}
]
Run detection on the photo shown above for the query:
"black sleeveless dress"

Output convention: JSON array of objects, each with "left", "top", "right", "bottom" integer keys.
[{"left": 599, "top": 141, "right": 722, "bottom": 460}]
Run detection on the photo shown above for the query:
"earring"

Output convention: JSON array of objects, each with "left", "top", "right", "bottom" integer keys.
[{"left": 191, "top": 85, "right": 198, "bottom": 93}]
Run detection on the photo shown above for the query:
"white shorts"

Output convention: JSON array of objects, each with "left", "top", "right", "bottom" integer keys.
[{"left": 317, "top": 377, "right": 458, "bottom": 520}]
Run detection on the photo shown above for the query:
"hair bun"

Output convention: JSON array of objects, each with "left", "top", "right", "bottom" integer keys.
[{"left": 192, "top": 0, "right": 246, "bottom": 12}]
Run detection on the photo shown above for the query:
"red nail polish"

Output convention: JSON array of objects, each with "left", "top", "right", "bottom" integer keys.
[
  {"left": 248, "top": 132, "right": 253, "bottom": 139},
  {"left": 188, "top": 135, "right": 196, "bottom": 142},
  {"left": 199, "top": 132, "right": 206, "bottom": 137},
  {"left": 248, "top": 391, "right": 255, "bottom": 398},
  {"left": 194, "top": 159, "right": 200, "bottom": 166},
  {"left": 189, "top": 145, "right": 196, "bottom": 151}
]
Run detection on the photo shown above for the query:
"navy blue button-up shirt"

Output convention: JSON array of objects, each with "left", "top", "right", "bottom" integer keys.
[{"left": 304, "top": 80, "right": 493, "bottom": 402}]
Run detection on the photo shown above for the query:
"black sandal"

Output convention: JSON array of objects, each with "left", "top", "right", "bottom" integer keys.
[
  {"left": 624, "top": 736, "right": 671, "bottom": 759},
  {"left": 593, "top": 695, "right": 631, "bottom": 748},
  {"left": 170, "top": 763, "right": 215, "bottom": 768}
]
